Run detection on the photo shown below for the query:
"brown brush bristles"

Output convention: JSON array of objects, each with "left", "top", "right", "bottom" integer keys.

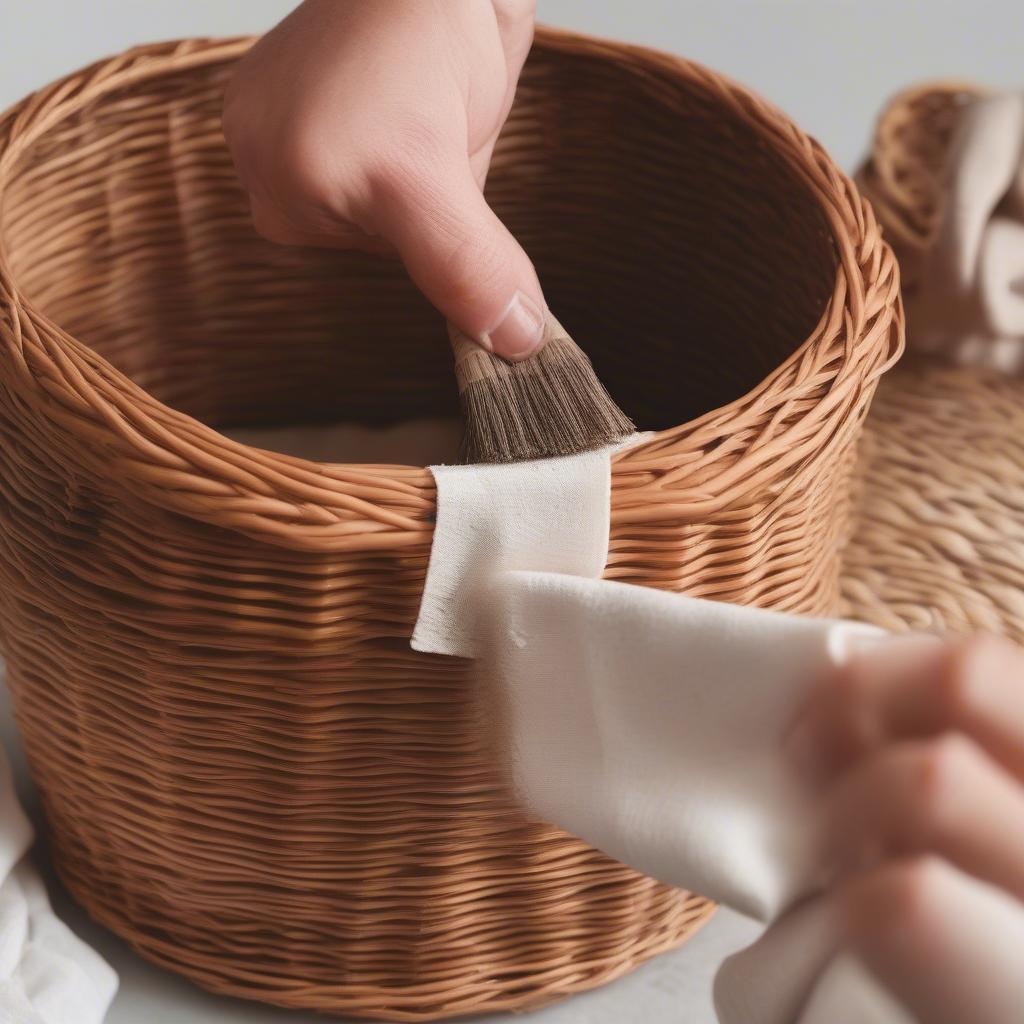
[{"left": 450, "top": 317, "right": 636, "bottom": 463}]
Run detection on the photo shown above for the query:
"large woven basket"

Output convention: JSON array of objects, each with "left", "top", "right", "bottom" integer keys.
[{"left": 0, "top": 28, "right": 900, "bottom": 1021}]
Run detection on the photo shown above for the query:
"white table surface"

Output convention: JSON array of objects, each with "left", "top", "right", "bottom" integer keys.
[{"left": 0, "top": 671, "right": 758, "bottom": 1024}]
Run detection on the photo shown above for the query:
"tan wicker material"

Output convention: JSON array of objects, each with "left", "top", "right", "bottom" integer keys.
[
  {"left": 0, "top": 28, "right": 900, "bottom": 1021},
  {"left": 855, "top": 81, "right": 985, "bottom": 294},
  {"left": 845, "top": 82, "right": 1024, "bottom": 639},
  {"left": 844, "top": 360, "right": 1024, "bottom": 639}
]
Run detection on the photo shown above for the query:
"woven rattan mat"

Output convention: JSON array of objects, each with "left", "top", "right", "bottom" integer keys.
[{"left": 842, "top": 356, "right": 1024, "bottom": 640}]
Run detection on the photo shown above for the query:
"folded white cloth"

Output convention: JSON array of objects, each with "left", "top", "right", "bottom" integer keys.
[
  {"left": 0, "top": 749, "right": 117, "bottom": 1024},
  {"left": 914, "top": 91, "right": 1024, "bottom": 371},
  {"left": 719, "top": 861, "right": 1024, "bottom": 1024},
  {"left": 714, "top": 894, "right": 912, "bottom": 1024},
  {"left": 412, "top": 435, "right": 648, "bottom": 658}
]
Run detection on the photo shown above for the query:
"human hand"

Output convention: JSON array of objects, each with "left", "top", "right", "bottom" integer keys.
[
  {"left": 223, "top": 0, "right": 545, "bottom": 358},
  {"left": 790, "top": 635, "right": 1024, "bottom": 1022}
]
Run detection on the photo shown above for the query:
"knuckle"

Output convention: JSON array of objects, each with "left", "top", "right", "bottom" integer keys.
[
  {"left": 364, "top": 122, "right": 450, "bottom": 199},
  {"left": 887, "top": 856, "right": 949, "bottom": 930},
  {"left": 276, "top": 127, "right": 339, "bottom": 204},
  {"left": 826, "top": 659, "right": 875, "bottom": 728},
  {"left": 937, "top": 634, "right": 1013, "bottom": 721},
  {"left": 227, "top": 123, "right": 340, "bottom": 214},
  {"left": 835, "top": 856, "right": 937, "bottom": 942},
  {"left": 441, "top": 235, "right": 507, "bottom": 306},
  {"left": 842, "top": 856, "right": 947, "bottom": 945},
  {"left": 392, "top": 117, "right": 453, "bottom": 161},
  {"left": 249, "top": 206, "right": 295, "bottom": 247},
  {"left": 913, "top": 735, "right": 968, "bottom": 834}
]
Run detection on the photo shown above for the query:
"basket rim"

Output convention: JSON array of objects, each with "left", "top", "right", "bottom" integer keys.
[
  {"left": 0, "top": 26, "right": 902, "bottom": 551},
  {"left": 856, "top": 78, "right": 988, "bottom": 258}
]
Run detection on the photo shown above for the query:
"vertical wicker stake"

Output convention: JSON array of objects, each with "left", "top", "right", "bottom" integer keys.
[{"left": 449, "top": 312, "right": 635, "bottom": 464}]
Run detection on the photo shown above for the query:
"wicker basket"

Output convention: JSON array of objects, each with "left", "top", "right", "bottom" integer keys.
[
  {"left": 0, "top": 28, "right": 901, "bottom": 1021},
  {"left": 843, "top": 81, "right": 1024, "bottom": 640},
  {"left": 856, "top": 81, "right": 987, "bottom": 296}
]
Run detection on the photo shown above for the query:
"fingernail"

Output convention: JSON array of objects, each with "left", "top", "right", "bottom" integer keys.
[{"left": 482, "top": 291, "right": 545, "bottom": 359}]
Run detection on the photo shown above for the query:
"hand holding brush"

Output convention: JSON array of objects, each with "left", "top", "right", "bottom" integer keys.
[
  {"left": 225, "top": 0, "right": 634, "bottom": 462},
  {"left": 225, "top": 0, "right": 546, "bottom": 360}
]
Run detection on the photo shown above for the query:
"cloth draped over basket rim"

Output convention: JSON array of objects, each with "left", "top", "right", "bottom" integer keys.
[{"left": 0, "top": 27, "right": 901, "bottom": 1022}]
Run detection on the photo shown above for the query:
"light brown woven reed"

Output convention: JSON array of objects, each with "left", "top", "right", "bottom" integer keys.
[
  {"left": 855, "top": 81, "right": 986, "bottom": 294},
  {"left": 845, "top": 82, "right": 1024, "bottom": 640},
  {"left": 844, "top": 361, "right": 1024, "bottom": 639},
  {"left": 0, "top": 28, "right": 900, "bottom": 1021}
]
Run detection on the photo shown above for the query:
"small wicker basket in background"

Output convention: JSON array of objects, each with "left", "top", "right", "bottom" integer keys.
[
  {"left": 841, "top": 81, "right": 1024, "bottom": 639},
  {"left": 0, "top": 28, "right": 901, "bottom": 1021},
  {"left": 856, "top": 81, "right": 986, "bottom": 296}
]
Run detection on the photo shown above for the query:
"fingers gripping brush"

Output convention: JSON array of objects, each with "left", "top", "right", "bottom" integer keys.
[{"left": 448, "top": 312, "right": 636, "bottom": 464}]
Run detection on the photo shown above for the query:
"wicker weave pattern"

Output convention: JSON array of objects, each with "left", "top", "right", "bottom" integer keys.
[
  {"left": 0, "top": 30, "right": 900, "bottom": 1020},
  {"left": 846, "top": 82, "right": 1024, "bottom": 641},
  {"left": 844, "top": 360, "right": 1024, "bottom": 639},
  {"left": 855, "top": 81, "right": 985, "bottom": 292}
]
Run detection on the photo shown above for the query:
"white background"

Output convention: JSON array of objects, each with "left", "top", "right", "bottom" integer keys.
[
  {"left": 0, "top": 1, "right": 1020, "bottom": 1021},
  {"left": 3, "top": 0, "right": 1024, "bottom": 170}
]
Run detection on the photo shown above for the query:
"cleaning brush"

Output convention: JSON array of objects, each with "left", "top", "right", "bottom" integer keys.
[{"left": 449, "top": 312, "right": 635, "bottom": 464}]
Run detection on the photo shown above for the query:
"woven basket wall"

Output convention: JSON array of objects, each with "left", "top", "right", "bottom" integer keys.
[{"left": 0, "top": 28, "right": 901, "bottom": 1021}]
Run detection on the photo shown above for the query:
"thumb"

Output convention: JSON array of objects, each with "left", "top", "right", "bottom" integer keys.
[{"left": 373, "top": 158, "right": 547, "bottom": 360}]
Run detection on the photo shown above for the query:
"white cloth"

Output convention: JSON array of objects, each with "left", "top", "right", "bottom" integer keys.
[
  {"left": 483, "top": 570, "right": 903, "bottom": 1023},
  {"left": 412, "top": 451, "right": 912, "bottom": 1021},
  {"left": 0, "top": 749, "right": 117, "bottom": 1024},
  {"left": 0, "top": 751, "right": 32, "bottom": 884},
  {"left": 913, "top": 91, "right": 1024, "bottom": 371},
  {"left": 483, "top": 571, "right": 879, "bottom": 920},
  {"left": 412, "top": 435, "right": 648, "bottom": 658}
]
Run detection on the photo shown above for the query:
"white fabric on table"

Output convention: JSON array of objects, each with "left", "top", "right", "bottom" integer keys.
[
  {"left": 0, "top": 750, "right": 32, "bottom": 885},
  {"left": 714, "top": 892, "right": 913, "bottom": 1024},
  {"left": 797, "top": 956, "right": 913, "bottom": 1024},
  {"left": 913, "top": 90, "right": 1024, "bottom": 371},
  {"left": 0, "top": 749, "right": 116, "bottom": 1024}
]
